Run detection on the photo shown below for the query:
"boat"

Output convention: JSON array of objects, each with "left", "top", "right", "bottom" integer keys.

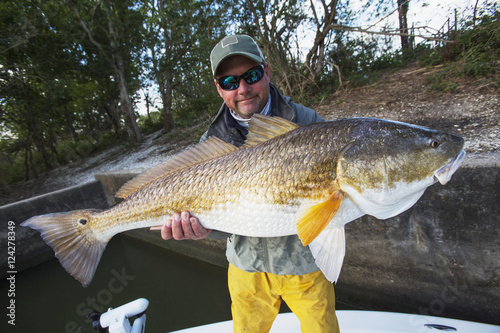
[{"left": 171, "top": 310, "right": 500, "bottom": 333}]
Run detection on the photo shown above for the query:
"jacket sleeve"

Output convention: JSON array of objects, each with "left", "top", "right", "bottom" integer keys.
[
  {"left": 199, "top": 130, "right": 209, "bottom": 143},
  {"left": 289, "top": 101, "right": 325, "bottom": 125}
]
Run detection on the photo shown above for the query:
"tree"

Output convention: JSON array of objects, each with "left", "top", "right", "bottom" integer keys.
[
  {"left": 397, "top": 0, "right": 411, "bottom": 52},
  {"left": 230, "top": 0, "right": 349, "bottom": 97},
  {"left": 235, "top": 0, "right": 308, "bottom": 95},
  {"left": 362, "top": 0, "right": 412, "bottom": 52},
  {"left": 65, "top": 0, "right": 144, "bottom": 144},
  {"left": 142, "top": 0, "right": 228, "bottom": 132},
  {"left": 305, "top": 0, "right": 341, "bottom": 81},
  {"left": 1, "top": 0, "right": 142, "bottom": 181},
  {"left": 0, "top": 0, "right": 80, "bottom": 178}
]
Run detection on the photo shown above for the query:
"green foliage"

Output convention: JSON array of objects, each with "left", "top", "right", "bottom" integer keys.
[
  {"left": 425, "top": 67, "right": 458, "bottom": 93},
  {"left": 317, "top": 35, "right": 404, "bottom": 95},
  {"left": 0, "top": 140, "right": 26, "bottom": 186},
  {"left": 417, "top": 49, "right": 443, "bottom": 67},
  {"left": 459, "top": 8, "right": 500, "bottom": 67},
  {"left": 0, "top": 0, "right": 144, "bottom": 186},
  {"left": 173, "top": 91, "right": 221, "bottom": 128},
  {"left": 141, "top": 0, "right": 229, "bottom": 132},
  {"left": 422, "top": 5, "right": 500, "bottom": 92},
  {"left": 138, "top": 111, "right": 164, "bottom": 134}
]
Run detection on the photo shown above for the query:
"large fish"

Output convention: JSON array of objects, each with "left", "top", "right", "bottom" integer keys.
[{"left": 21, "top": 115, "right": 465, "bottom": 287}]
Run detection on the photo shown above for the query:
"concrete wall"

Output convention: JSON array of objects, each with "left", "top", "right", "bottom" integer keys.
[{"left": 2, "top": 152, "right": 499, "bottom": 325}]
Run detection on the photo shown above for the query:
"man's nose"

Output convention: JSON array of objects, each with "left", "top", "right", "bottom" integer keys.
[{"left": 237, "top": 78, "right": 252, "bottom": 92}]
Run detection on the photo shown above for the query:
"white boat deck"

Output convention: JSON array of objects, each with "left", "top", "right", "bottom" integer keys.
[{"left": 171, "top": 310, "right": 500, "bottom": 333}]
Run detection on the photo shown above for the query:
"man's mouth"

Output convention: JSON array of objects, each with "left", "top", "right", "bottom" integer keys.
[{"left": 238, "top": 95, "right": 257, "bottom": 103}]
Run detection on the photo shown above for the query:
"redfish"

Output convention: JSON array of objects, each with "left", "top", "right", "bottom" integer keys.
[{"left": 22, "top": 115, "right": 465, "bottom": 286}]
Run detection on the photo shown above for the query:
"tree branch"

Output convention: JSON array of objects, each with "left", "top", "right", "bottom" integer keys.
[
  {"left": 65, "top": 0, "right": 105, "bottom": 53},
  {"left": 328, "top": 24, "right": 456, "bottom": 43}
]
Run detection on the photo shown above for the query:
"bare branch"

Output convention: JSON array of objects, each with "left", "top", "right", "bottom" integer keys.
[
  {"left": 366, "top": 0, "right": 410, "bottom": 31},
  {"left": 309, "top": 0, "right": 320, "bottom": 26},
  {"left": 328, "top": 24, "right": 456, "bottom": 43},
  {"left": 65, "top": 0, "right": 105, "bottom": 53},
  {"left": 327, "top": 61, "right": 343, "bottom": 88}
]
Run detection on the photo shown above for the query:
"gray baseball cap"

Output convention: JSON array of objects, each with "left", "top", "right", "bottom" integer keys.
[{"left": 210, "top": 35, "right": 265, "bottom": 77}]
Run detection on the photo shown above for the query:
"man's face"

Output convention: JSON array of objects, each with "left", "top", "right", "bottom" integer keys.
[{"left": 214, "top": 55, "right": 271, "bottom": 119}]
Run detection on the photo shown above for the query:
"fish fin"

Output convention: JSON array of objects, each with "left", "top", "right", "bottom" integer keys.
[
  {"left": 243, "top": 114, "right": 300, "bottom": 148},
  {"left": 296, "top": 190, "right": 344, "bottom": 246},
  {"left": 116, "top": 136, "right": 238, "bottom": 198},
  {"left": 21, "top": 210, "right": 107, "bottom": 287},
  {"left": 309, "top": 227, "right": 346, "bottom": 283}
]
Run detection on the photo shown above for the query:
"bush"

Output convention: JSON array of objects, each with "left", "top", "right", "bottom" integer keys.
[
  {"left": 421, "top": 6, "right": 499, "bottom": 92},
  {"left": 0, "top": 156, "right": 25, "bottom": 185},
  {"left": 138, "top": 111, "right": 164, "bottom": 134},
  {"left": 459, "top": 9, "right": 500, "bottom": 66},
  {"left": 173, "top": 92, "right": 221, "bottom": 128}
]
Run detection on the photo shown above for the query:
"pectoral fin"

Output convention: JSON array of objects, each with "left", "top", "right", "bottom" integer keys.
[
  {"left": 297, "top": 190, "right": 344, "bottom": 246},
  {"left": 309, "top": 227, "right": 346, "bottom": 283}
]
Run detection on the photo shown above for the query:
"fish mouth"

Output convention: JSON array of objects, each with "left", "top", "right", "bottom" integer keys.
[{"left": 434, "top": 150, "right": 466, "bottom": 185}]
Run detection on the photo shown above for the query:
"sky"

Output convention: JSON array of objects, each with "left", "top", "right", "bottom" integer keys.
[
  {"left": 360, "top": 0, "right": 482, "bottom": 43},
  {"left": 404, "top": 0, "right": 479, "bottom": 29}
]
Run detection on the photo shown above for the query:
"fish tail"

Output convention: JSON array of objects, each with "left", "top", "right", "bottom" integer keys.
[{"left": 21, "top": 209, "right": 106, "bottom": 287}]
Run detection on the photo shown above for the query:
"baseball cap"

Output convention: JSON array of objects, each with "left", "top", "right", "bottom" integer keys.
[{"left": 210, "top": 35, "right": 265, "bottom": 77}]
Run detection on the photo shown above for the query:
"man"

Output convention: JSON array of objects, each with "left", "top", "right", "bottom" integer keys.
[{"left": 160, "top": 35, "right": 339, "bottom": 332}]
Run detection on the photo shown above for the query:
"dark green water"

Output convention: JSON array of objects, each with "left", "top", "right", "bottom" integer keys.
[{"left": 1, "top": 235, "right": 232, "bottom": 333}]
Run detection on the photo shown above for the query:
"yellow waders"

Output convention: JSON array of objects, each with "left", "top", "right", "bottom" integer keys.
[{"left": 228, "top": 263, "right": 339, "bottom": 333}]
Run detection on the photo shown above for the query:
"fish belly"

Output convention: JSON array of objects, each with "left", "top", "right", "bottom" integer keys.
[
  {"left": 197, "top": 196, "right": 366, "bottom": 237},
  {"left": 197, "top": 201, "right": 299, "bottom": 237}
]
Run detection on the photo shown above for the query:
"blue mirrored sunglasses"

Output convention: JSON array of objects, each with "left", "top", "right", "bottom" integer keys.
[{"left": 216, "top": 64, "right": 265, "bottom": 91}]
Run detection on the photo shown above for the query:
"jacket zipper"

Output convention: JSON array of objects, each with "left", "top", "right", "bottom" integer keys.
[{"left": 262, "top": 237, "right": 271, "bottom": 272}]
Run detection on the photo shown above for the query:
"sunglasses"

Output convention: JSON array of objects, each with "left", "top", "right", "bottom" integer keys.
[{"left": 216, "top": 64, "right": 265, "bottom": 91}]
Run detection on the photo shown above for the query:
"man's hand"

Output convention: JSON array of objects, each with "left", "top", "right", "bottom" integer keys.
[{"left": 152, "top": 211, "right": 211, "bottom": 240}]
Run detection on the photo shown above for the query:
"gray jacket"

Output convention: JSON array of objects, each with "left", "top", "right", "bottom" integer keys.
[{"left": 201, "top": 84, "right": 324, "bottom": 275}]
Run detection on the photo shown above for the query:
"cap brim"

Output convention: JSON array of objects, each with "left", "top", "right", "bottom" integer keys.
[{"left": 213, "top": 52, "right": 264, "bottom": 76}]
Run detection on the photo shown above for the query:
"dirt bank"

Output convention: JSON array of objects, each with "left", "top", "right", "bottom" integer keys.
[{"left": 318, "top": 65, "right": 499, "bottom": 153}]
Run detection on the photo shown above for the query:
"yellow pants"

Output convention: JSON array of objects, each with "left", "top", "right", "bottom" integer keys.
[{"left": 228, "top": 263, "right": 339, "bottom": 333}]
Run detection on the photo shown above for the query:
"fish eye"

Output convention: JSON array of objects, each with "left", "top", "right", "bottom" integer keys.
[
  {"left": 428, "top": 138, "right": 440, "bottom": 148},
  {"left": 79, "top": 219, "right": 87, "bottom": 225}
]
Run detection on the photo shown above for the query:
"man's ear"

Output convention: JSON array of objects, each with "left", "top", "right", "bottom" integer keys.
[
  {"left": 264, "top": 62, "right": 271, "bottom": 80},
  {"left": 214, "top": 79, "right": 224, "bottom": 98}
]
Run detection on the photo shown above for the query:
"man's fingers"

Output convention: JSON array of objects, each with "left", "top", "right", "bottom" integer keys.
[
  {"left": 171, "top": 213, "right": 185, "bottom": 240},
  {"left": 190, "top": 217, "right": 212, "bottom": 238},
  {"left": 155, "top": 212, "right": 210, "bottom": 240},
  {"left": 160, "top": 219, "right": 173, "bottom": 240},
  {"left": 179, "top": 211, "right": 195, "bottom": 239}
]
